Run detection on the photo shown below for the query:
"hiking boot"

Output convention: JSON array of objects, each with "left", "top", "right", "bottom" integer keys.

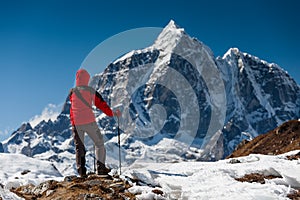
[
  {"left": 97, "top": 161, "right": 111, "bottom": 175},
  {"left": 78, "top": 157, "right": 87, "bottom": 178},
  {"left": 78, "top": 166, "right": 87, "bottom": 178}
]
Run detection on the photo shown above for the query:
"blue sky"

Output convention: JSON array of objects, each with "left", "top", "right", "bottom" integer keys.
[{"left": 0, "top": 0, "right": 299, "bottom": 141}]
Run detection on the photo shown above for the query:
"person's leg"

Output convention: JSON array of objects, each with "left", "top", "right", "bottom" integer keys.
[
  {"left": 85, "top": 122, "right": 110, "bottom": 175},
  {"left": 72, "top": 125, "right": 86, "bottom": 177}
]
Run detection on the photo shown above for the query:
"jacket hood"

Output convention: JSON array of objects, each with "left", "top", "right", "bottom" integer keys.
[{"left": 76, "top": 69, "right": 90, "bottom": 86}]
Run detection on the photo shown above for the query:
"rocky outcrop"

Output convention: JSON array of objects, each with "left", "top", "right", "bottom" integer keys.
[
  {"left": 11, "top": 174, "right": 137, "bottom": 200},
  {"left": 227, "top": 120, "right": 300, "bottom": 158}
]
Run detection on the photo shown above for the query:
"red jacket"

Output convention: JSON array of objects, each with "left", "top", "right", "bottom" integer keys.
[{"left": 70, "top": 69, "right": 113, "bottom": 126}]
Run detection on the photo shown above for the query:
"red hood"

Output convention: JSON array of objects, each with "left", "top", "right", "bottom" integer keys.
[{"left": 76, "top": 69, "right": 90, "bottom": 86}]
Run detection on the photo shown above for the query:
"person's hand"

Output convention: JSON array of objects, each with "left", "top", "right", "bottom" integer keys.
[{"left": 114, "top": 109, "right": 121, "bottom": 117}]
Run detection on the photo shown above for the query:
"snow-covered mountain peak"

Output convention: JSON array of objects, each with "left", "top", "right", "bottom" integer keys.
[
  {"left": 222, "top": 47, "right": 241, "bottom": 59},
  {"left": 166, "top": 19, "right": 182, "bottom": 30},
  {"left": 111, "top": 21, "right": 184, "bottom": 64},
  {"left": 221, "top": 47, "right": 283, "bottom": 74},
  {"left": 153, "top": 20, "right": 185, "bottom": 52},
  {"left": 159, "top": 19, "right": 185, "bottom": 37},
  {"left": 113, "top": 20, "right": 211, "bottom": 66},
  {"left": 17, "top": 123, "right": 32, "bottom": 132}
]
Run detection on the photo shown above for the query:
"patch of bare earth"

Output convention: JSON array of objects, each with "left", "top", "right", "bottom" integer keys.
[
  {"left": 227, "top": 120, "right": 300, "bottom": 158},
  {"left": 287, "top": 152, "right": 300, "bottom": 161},
  {"left": 235, "top": 173, "right": 282, "bottom": 184}
]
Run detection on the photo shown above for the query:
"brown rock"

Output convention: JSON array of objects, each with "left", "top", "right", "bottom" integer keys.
[
  {"left": 235, "top": 173, "right": 282, "bottom": 184},
  {"left": 11, "top": 174, "right": 136, "bottom": 200}
]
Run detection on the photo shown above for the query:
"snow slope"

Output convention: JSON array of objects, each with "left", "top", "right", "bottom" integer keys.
[
  {"left": 125, "top": 151, "right": 300, "bottom": 200},
  {"left": 1, "top": 151, "right": 299, "bottom": 199},
  {"left": 0, "top": 153, "right": 63, "bottom": 199}
]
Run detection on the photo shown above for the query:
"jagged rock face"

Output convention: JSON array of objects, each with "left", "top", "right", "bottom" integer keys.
[
  {"left": 3, "top": 21, "right": 300, "bottom": 164},
  {"left": 218, "top": 48, "right": 300, "bottom": 156}
]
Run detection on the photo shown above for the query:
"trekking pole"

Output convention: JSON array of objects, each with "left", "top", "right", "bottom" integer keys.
[
  {"left": 93, "top": 144, "right": 96, "bottom": 174},
  {"left": 117, "top": 115, "right": 121, "bottom": 175}
]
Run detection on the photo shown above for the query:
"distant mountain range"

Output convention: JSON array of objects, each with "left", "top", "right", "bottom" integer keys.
[{"left": 1, "top": 20, "right": 299, "bottom": 171}]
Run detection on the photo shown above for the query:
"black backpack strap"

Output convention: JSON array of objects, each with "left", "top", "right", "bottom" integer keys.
[{"left": 72, "top": 87, "right": 94, "bottom": 110}]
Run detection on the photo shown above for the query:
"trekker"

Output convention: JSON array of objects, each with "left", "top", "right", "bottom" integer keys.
[{"left": 67, "top": 68, "right": 120, "bottom": 177}]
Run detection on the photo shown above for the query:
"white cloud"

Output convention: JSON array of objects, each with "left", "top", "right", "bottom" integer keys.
[
  {"left": 29, "top": 104, "right": 62, "bottom": 128},
  {"left": 0, "top": 129, "right": 10, "bottom": 136},
  {"left": 0, "top": 128, "right": 13, "bottom": 142}
]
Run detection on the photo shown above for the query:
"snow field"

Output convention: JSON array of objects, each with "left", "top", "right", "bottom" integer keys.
[
  {"left": 0, "top": 151, "right": 299, "bottom": 199},
  {"left": 125, "top": 151, "right": 300, "bottom": 200}
]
